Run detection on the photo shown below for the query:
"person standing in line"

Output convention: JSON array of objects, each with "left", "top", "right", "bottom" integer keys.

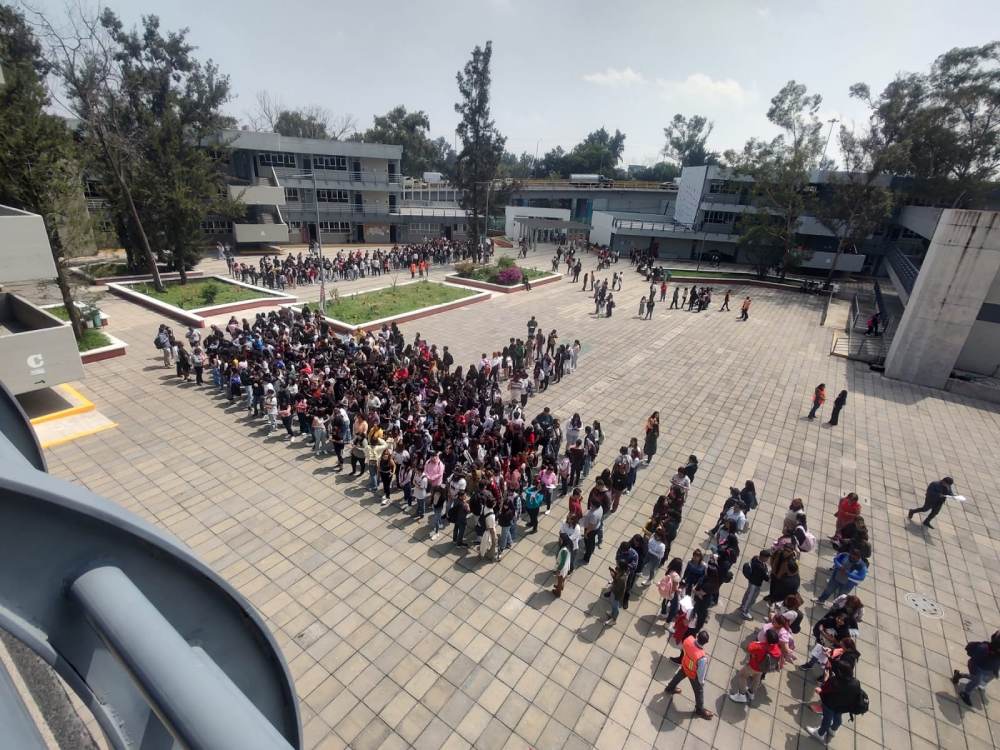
[
  {"left": 828, "top": 389, "right": 847, "bottom": 426},
  {"left": 638, "top": 295, "right": 647, "bottom": 318},
  {"left": 643, "top": 412, "right": 660, "bottom": 464},
  {"left": 737, "top": 549, "right": 772, "bottom": 620},
  {"left": 740, "top": 296, "right": 751, "bottom": 320},
  {"left": 553, "top": 532, "right": 573, "bottom": 597},
  {"left": 660, "top": 280, "right": 668, "bottom": 302},
  {"left": 670, "top": 286, "right": 680, "bottom": 309},
  {"left": 606, "top": 563, "right": 628, "bottom": 625},
  {"left": 645, "top": 296, "right": 655, "bottom": 320},
  {"left": 720, "top": 289, "right": 731, "bottom": 311},
  {"left": 807, "top": 383, "right": 826, "bottom": 420},
  {"left": 806, "top": 660, "right": 866, "bottom": 743},
  {"left": 908, "top": 476, "right": 957, "bottom": 529},
  {"left": 816, "top": 548, "right": 868, "bottom": 603},
  {"left": 952, "top": 631, "right": 1000, "bottom": 707},
  {"left": 680, "top": 288, "right": 688, "bottom": 309},
  {"left": 728, "top": 628, "right": 782, "bottom": 704},
  {"left": 664, "top": 631, "right": 715, "bottom": 720},
  {"left": 684, "top": 454, "right": 699, "bottom": 485}
]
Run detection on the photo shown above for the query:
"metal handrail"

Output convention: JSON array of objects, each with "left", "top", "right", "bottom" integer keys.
[{"left": 887, "top": 246, "right": 920, "bottom": 296}]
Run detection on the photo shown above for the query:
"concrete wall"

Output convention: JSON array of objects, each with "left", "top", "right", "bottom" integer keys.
[
  {"left": 504, "top": 206, "right": 570, "bottom": 239},
  {"left": 234, "top": 223, "right": 289, "bottom": 244},
  {"left": 0, "top": 207, "right": 58, "bottom": 283},
  {"left": 0, "top": 294, "right": 84, "bottom": 394},
  {"left": 897, "top": 206, "right": 945, "bottom": 241},
  {"left": 591, "top": 212, "right": 615, "bottom": 246},
  {"left": 885, "top": 210, "right": 1000, "bottom": 387},
  {"left": 228, "top": 185, "right": 286, "bottom": 206},
  {"left": 674, "top": 166, "right": 707, "bottom": 226}
]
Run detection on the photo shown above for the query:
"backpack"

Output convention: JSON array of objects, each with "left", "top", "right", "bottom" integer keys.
[
  {"left": 798, "top": 529, "right": 816, "bottom": 553},
  {"left": 761, "top": 650, "right": 782, "bottom": 675},
  {"left": 154, "top": 335, "right": 164, "bottom": 349},
  {"left": 741, "top": 561, "right": 753, "bottom": 580},
  {"left": 848, "top": 681, "right": 869, "bottom": 719}
]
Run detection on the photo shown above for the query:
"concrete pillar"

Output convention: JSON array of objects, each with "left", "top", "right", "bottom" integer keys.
[{"left": 884, "top": 209, "right": 1000, "bottom": 388}]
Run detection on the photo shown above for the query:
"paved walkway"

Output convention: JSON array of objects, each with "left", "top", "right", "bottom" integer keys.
[{"left": 38, "top": 246, "right": 1000, "bottom": 750}]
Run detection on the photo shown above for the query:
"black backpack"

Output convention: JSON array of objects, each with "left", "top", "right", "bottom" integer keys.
[{"left": 848, "top": 680, "right": 869, "bottom": 720}]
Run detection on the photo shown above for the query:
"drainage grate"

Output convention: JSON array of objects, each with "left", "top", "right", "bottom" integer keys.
[{"left": 904, "top": 593, "right": 944, "bottom": 619}]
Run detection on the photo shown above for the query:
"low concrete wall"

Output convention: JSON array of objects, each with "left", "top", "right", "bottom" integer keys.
[
  {"left": 81, "top": 334, "right": 128, "bottom": 364},
  {"left": 0, "top": 293, "right": 85, "bottom": 394},
  {"left": 106, "top": 276, "right": 296, "bottom": 328},
  {"left": 70, "top": 267, "right": 206, "bottom": 285},
  {"left": 445, "top": 272, "right": 561, "bottom": 294},
  {"left": 945, "top": 377, "right": 1000, "bottom": 406}
]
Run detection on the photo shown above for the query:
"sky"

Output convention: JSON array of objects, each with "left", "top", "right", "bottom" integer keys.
[{"left": 29, "top": 0, "right": 1000, "bottom": 167}]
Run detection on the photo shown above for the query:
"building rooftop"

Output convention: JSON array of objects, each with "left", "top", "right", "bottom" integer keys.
[{"left": 208, "top": 129, "right": 402, "bottom": 160}]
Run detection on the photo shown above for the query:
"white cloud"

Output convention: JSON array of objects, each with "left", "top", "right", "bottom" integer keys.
[
  {"left": 756, "top": 7, "right": 771, "bottom": 18},
  {"left": 656, "top": 73, "right": 752, "bottom": 106},
  {"left": 582, "top": 67, "right": 645, "bottom": 87}
]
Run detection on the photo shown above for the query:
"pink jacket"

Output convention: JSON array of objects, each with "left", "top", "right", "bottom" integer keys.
[
  {"left": 657, "top": 571, "right": 681, "bottom": 600},
  {"left": 424, "top": 458, "right": 444, "bottom": 487}
]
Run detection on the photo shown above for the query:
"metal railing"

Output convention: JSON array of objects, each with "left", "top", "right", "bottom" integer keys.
[
  {"left": 517, "top": 179, "right": 674, "bottom": 191},
  {"left": 886, "top": 246, "right": 921, "bottom": 296},
  {"left": 272, "top": 167, "right": 401, "bottom": 185}
]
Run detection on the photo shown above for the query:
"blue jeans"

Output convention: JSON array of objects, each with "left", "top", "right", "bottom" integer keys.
[
  {"left": 610, "top": 596, "right": 620, "bottom": 619},
  {"left": 739, "top": 584, "right": 760, "bottom": 615},
  {"left": 818, "top": 577, "right": 855, "bottom": 602},
  {"left": 818, "top": 703, "right": 842, "bottom": 735},
  {"left": 642, "top": 553, "right": 663, "bottom": 581},
  {"left": 596, "top": 517, "right": 604, "bottom": 547},
  {"left": 312, "top": 428, "right": 327, "bottom": 454},
  {"left": 430, "top": 506, "right": 443, "bottom": 533},
  {"left": 499, "top": 526, "right": 513, "bottom": 551},
  {"left": 627, "top": 468, "right": 638, "bottom": 491},
  {"left": 962, "top": 667, "right": 993, "bottom": 696},
  {"left": 402, "top": 484, "right": 413, "bottom": 507},
  {"left": 368, "top": 464, "right": 378, "bottom": 491}
]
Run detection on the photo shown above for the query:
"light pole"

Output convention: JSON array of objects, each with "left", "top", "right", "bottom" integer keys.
[
  {"left": 290, "top": 171, "right": 326, "bottom": 310},
  {"left": 821, "top": 118, "right": 839, "bottom": 165}
]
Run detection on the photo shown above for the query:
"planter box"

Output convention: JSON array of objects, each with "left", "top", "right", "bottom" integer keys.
[
  {"left": 40, "top": 302, "right": 109, "bottom": 329},
  {"left": 284, "top": 281, "right": 490, "bottom": 335},
  {"left": 445, "top": 271, "right": 561, "bottom": 294},
  {"left": 106, "top": 275, "right": 296, "bottom": 328},
  {"left": 80, "top": 333, "right": 128, "bottom": 364},
  {"left": 69, "top": 263, "right": 205, "bottom": 285}
]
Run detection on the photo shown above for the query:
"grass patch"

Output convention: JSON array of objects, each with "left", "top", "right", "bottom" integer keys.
[
  {"left": 130, "top": 278, "right": 265, "bottom": 310},
  {"left": 77, "top": 329, "right": 112, "bottom": 352},
  {"left": 46, "top": 305, "right": 71, "bottom": 321},
  {"left": 323, "top": 281, "right": 475, "bottom": 324}
]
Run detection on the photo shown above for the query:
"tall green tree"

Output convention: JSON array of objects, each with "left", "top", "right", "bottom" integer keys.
[
  {"left": 249, "top": 92, "right": 356, "bottom": 140},
  {"left": 533, "top": 128, "right": 627, "bottom": 177},
  {"left": 353, "top": 106, "right": 450, "bottom": 176},
  {"left": 851, "top": 42, "right": 1000, "bottom": 207},
  {"left": 0, "top": 6, "right": 87, "bottom": 339},
  {"left": 725, "top": 81, "right": 825, "bottom": 277},
  {"left": 453, "top": 41, "right": 506, "bottom": 242},
  {"left": 32, "top": 8, "right": 238, "bottom": 286},
  {"left": 663, "top": 114, "right": 720, "bottom": 167}
]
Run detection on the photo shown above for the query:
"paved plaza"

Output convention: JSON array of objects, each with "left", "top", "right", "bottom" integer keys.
[{"left": 38, "top": 249, "right": 1000, "bottom": 750}]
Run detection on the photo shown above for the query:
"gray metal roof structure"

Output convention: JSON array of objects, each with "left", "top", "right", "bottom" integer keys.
[{"left": 209, "top": 129, "right": 402, "bottom": 160}]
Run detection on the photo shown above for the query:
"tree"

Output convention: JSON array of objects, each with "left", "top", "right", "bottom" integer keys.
[
  {"left": 32, "top": 9, "right": 239, "bottom": 286},
  {"left": 628, "top": 162, "right": 681, "bottom": 182},
  {"left": 353, "top": 106, "right": 447, "bottom": 175},
  {"left": 453, "top": 41, "right": 506, "bottom": 242},
  {"left": 532, "top": 129, "right": 627, "bottom": 177},
  {"left": 0, "top": 6, "right": 87, "bottom": 339},
  {"left": 725, "top": 81, "right": 825, "bottom": 275},
  {"left": 851, "top": 42, "right": 1000, "bottom": 207},
  {"left": 498, "top": 150, "right": 535, "bottom": 178},
  {"left": 813, "top": 125, "right": 895, "bottom": 280},
  {"left": 29, "top": 6, "right": 166, "bottom": 290},
  {"left": 248, "top": 91, "right": 356, "bottom": 140},
  {"left": 663, "top": 114, "right": 720, "bottom": 167}
]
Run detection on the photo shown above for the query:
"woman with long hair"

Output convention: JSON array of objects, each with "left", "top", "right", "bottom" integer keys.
[{"left": 643, "top": 411, "right": 660, "bottom": 464}]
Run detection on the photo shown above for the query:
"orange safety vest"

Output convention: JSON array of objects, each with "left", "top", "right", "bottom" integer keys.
[{"left": 681, "top": 635, "right": 704, "bottom": 679}]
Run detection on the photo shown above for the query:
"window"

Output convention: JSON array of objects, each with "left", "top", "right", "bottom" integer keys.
[
  {"left": 708, "top": 180, "right": 739, "bottom": 194},
  {"left": 314, "top": 155, "right": 348, "bottom": 170},
  {"left": 284, "top": 187, "right": 301, "bottom": 202},
  {"left": 316, "top": 189, "right": 350, "bottom": 203},
  {"left": 83, "top": 179, "right": 103, "bottom": 198},
  {"left": 703, "top": 210, "right": 735, "bottom": 224},
  {"left": 319, "top": 221, "right": 350, "bottom": 232},
  {"left": 200, "top": 220, "right": 232, "bottom": 235},
  {"left": 258, "top": 152, "right": 295, "bottom": 168}
]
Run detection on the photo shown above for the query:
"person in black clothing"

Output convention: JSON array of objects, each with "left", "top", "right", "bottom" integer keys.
[
  {"left": 691, "top": 558, "right": 722, "bottom": 630},
  {"left": 952, "top": 631, "right": 1000, "bottom": 707},
  {"left": 827, "top": 390, "right": 848, "bottom": 426},
  {"left": 807, "top": 660, "right": 865, "bottom": 743},
  {"left": 683, "top": 455, "right": 699, "bottom": 485},
  {"left": 737, "top": 549, "right": 771, "bottom": 619},
  {"left": 907, "top": 476, "right": 956, "bottom": 528}
]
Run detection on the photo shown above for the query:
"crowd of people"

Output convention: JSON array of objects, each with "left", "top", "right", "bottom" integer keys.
[
  {"left": 155, "top": 239, "right": 993, "bottom": 742},
  {"left": 223, "top": 237, "right": 490, "bottom": 289}
]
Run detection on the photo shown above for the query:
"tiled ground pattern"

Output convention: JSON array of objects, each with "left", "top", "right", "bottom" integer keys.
[{"left": 36, "top": 247, "right": 1000, "bottom": 750}]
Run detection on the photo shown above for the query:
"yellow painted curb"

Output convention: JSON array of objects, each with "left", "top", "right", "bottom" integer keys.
[
  {"left": 40, "top": 421, "right": 117, "bottom": 449},
  {"left": 29, "top": 384, "right": 95, "bottom": 425}
]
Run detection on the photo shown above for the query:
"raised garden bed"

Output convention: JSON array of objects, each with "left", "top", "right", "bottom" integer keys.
[
  {"left": 448, "top": 260, "right": 560, "bottom": 294},
  {"left": 39, "top": 304, "right": 128, "bottom": 363},
  {"left": 288, "top": 280, "right": 489, "bottom": 334},
  {"left": 70, "top": 261, "right": 204, "bottom": 285},
  {"left": 41, "top": 302, "right": 108, "bottom": 328},
  {"left": 107, "top": 275, "right": 296, "bottom": 328}
]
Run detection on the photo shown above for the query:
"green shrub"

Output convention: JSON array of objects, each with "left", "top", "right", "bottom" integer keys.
[
  {"left": 199, "top": 283, "right": 219, "bottom": 305},
  {"left": 496, "top": 255, "right": 516, "bottom": 270},
  {"left": 454, "top": 260, "right": 476, "bottom": 276}
]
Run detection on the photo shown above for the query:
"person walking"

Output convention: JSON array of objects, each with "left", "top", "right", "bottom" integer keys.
[
  {"left": 952, "top": 631, "right": 1000, "bottom": 707},
  {"left": 606, "top": 562, "right": 628, "bottom": 625},
  {"left": 827, "top": 389, "right": 847, "bottom": 426},
  {"left": 807, "top": 384, "right": 826, "bottom": 420},
  {"left": 740, "top": 296, "right": 751, "bottom": 321},
  {"left": 645, "top": 296, "right": 655, "bottom": 320},
  {"left": 720, "top": 290, "right": 731, "bottom": 311},
  {"left": 664, "top": 631, "right": 715, "bottom": 720},
  {"left": 907, "top": 476, "right": 957, "bottom": 529},
  {"left": 670, "top": 286, "right": 680, "bottom": 309},
  {"left": 816, "top": 548, "right": 868, "bottom": 603}
]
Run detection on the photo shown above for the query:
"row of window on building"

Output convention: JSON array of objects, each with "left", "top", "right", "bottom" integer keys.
[{"left": 257, "top": 153, "right": 352, "bottom": 171}]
